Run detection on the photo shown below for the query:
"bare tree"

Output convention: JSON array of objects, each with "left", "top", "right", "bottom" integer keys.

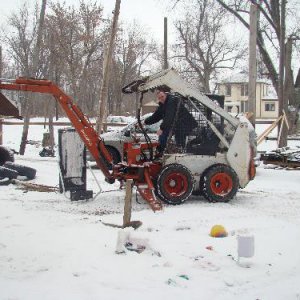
[
  {"left": 2, "top": 0, "right": 159, "bottom": 134},
  {"left": 172, "top": 0, "right": 244, "bottom": 93},
  {"left": 2, "top": 1, "right": 47, "bottom": 154},
  {"left": 213, "top": 0, "right": 300, "bottom": 146},
  {"left": 47, "top": 1, "right": 106, "bottom": 113}
]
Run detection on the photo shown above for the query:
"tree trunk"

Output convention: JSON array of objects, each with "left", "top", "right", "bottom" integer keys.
[
  {"left": 19, "top": 114, "right": 30, "bottom": 155},
  {"left": 284, "top": 38, "right": 297, "bottom": 135}
]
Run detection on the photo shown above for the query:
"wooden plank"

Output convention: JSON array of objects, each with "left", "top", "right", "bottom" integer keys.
[
  {"left": 282, "top": 109, "right": 290, "bottom": 130},
  {"left": 257, "top": 115, "right": 283, "bottom": 145},
  {"left": 277, "top": 115, "right": 284, "bottom": 146},
  {"left": 262, "top": 159, "right": 300, "bottom": 169}
]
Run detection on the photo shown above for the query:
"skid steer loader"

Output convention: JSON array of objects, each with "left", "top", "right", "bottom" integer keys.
[{"left": 122, "top": 68, "right": 256, "bottom": 205}]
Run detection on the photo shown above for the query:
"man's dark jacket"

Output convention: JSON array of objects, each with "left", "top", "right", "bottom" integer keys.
[{"left": 144, "top": 94, "right": 197, "bottom": 134}]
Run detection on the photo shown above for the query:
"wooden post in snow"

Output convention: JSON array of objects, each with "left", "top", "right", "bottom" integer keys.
[
  {"left": 96, "top": 0, "right": 121, "bottom": 134},
  {"left": 123, "top": 179, "right": 133, "bottom": 227}
]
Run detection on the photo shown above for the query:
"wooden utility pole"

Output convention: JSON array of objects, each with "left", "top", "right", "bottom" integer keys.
[
  {"left": 163, "top": 17, "right": 168, "bottom": 69},
  {"left": 96, "top": 0, "right": 121, "bottom": 134},
  {"left": 248, "top": 3, "right": 258, "bottom": 127},
  {"left": 278, "top": 0, "right": 287, "bottom": 147},
  {"left": 0, "top": 46, "right": 2, "bottom": 78}
]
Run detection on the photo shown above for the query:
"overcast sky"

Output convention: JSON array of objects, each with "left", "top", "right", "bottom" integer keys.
[
  {"left": 0, "top": 0, "right": 175, "bottom": 43},
  {"left": 1, "top": 0, "right": 298, "bottom": 76}
]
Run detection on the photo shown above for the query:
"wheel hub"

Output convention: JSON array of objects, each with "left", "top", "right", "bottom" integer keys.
[
  {"left": 210, "top": 172, "right": 233, "bottom": 196},
  {"left": 164, "top": 172, "right": 188, "bottom": 197}
]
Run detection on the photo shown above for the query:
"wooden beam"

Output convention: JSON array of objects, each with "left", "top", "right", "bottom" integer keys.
[{"left": 257, "top": 115, "right": 283, "bottom": 145}]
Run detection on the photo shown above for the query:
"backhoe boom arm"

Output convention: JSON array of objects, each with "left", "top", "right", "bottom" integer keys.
[{"left": 0, "top": 78, "right": 114, "bottom": 181}]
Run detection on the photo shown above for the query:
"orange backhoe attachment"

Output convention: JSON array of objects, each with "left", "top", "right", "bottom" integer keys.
[{"left": 0, "top": 78, "right": 162, "bottom": 211}]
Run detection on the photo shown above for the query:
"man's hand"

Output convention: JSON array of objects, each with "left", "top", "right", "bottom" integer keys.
[{"left": 157, "top": 129, "right": 163, "bottom": 136}]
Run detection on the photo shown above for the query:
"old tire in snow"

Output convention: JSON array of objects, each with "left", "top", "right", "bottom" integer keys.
[
  {"left": 156, "top": 163, "right": 194, "bottom": 205},
  {"left": 0, "top": 146, "right": 15, "bottom": 166},
  {"left": 3, "top": 162, "right": 37, "bottom": 180},
  {"left": 202, "top": 164, "right": 239, "bottom": 203},
  {"left": 0, "top": 166, "right": 18, "bottom": 180}
]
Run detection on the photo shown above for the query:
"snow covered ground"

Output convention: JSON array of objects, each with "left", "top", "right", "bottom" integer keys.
[{"left": 1, "top": 123, "right": 300, "bottom": 300}]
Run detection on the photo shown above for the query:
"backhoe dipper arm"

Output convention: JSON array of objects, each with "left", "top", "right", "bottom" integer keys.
[{"left": 0, "top": 78, "right": 114, "bottom": 182}]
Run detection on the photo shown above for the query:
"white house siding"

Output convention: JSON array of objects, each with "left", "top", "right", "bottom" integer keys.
[{"left": 218, "top": 76, "right": 278, "bottom": 119}]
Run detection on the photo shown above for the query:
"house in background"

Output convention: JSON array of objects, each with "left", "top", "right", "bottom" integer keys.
[{"left": 217, "top": 72, "right": 278, "bottom": 119}]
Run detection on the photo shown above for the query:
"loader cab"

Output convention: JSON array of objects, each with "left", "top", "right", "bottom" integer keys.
[{"left": 164, "top": 93, "right": 226, "bottom": 156}]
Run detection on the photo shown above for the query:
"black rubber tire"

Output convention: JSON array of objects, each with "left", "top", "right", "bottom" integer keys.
[
  {"left": 202, "top": 164, "right": 239, "bottom": 203},
  {"left": 156, "top": 163, "right": 194, "bottom": 205},
  {"left": 3, "top": 162, "right": 37, "bottom": 180},
  {"left": 192, "top": 189, "right": 202, "bottom": 196},
  {"left": 0, "top": 177, "right": 12, "bottom": 185},
  {"left": 0, "top": 166, "right": 18, "bottom": 179},
  {"left": 0, "top": 146, "right": 15, "bottom": 166}
]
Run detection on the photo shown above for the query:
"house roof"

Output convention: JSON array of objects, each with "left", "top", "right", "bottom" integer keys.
[{"left": 219, "top": 72, "right": 270, "bottom": 84}]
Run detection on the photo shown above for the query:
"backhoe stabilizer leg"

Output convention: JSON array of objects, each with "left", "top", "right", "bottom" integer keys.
[
  {"left": 136, "top": 166, "right": 162, "bottom": 212},
  {"left": 137, "top": 187, "right": 162, "bottom": 212}
]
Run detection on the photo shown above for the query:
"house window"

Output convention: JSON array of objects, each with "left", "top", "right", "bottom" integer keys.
[
  {"left": 241, "top": 84, "right": 248, "bottom": 96},
  {"left": 227, "top": 106, "right": 232, "bottom": 112},
  {"left": 241, "top": 101, "right": 249, "bottom": 113},
  {"left": 225, "top": 84, "right": 231, "bottom": 96},
  {"left": 264, "top": 85, "right": 269, "bottom": 96},
  {"left": 265, "top": 103, "right": 275, "bottom": 111}
]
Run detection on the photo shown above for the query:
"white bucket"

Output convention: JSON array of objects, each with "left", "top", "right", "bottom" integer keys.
[
  {"left": 237, "top": 235, "right": 255, "bottom": 258},
  {"left": 237, "top": 235, "right": 255, "bottom": 267}
]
